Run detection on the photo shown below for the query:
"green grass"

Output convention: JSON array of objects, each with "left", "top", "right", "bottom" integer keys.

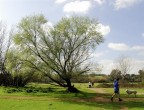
[
  {"left": 0, "top": 83, "right": 144, "bottom": 110},
  {"left": 0, "top": 98, "right": 121, "bottom": 110}
]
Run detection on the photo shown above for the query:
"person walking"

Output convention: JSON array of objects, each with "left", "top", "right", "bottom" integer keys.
[{"left": 111, "top": 78, "right": 122, "bottom": 102}]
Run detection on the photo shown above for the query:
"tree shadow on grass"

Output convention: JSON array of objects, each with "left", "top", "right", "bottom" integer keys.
[
  {"left": 55, "top": 91, "right": 120, "bottom": 109},
  {"left": 55, "top": 90, "right": 111, "bottom": 98},
  {"left": 59, "top": 97, "right": 120, "bottom": 110},
  {"left": 123, "top": 101, "right": 144, "bottom": 109},
  {"left": 58, "top": 96, "right": 144, "bottom": 110}
]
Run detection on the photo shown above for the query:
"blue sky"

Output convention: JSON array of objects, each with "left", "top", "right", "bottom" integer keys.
[{"left": 0, "top": 0, "right": 144, "bottom": 74}]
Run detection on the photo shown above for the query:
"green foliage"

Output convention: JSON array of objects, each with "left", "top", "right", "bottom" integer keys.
[
  {"left": 109, "top": 69, "right": 122, "bottom": 81},
  {"left": 6, "top": 88, "right": 23, "bottom": 93},
  {"left": 4, "top": 50, "right": 35, "bottom": 87},
  {"left": 25, "top": 87, "right": 54, "bottom": 93},
  {"left": 96, "top": 82, "right": 144, "bottom": 88},
  {"left": 13, "top": 14, "right": 47, "bottom": 48},
  {"left": 71, "top": 73, "right": 109, "bottom": 83},
  {"left": 4, "top": 86, "right": 54, "bottom": 94},
  {"left": 138, "top": 69, "right": 144, "bottom": 82}
]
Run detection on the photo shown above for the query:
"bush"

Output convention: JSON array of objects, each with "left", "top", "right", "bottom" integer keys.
[
  {"left": 96, "top": 83, "right": 113, "bottom": 88},
  {"left": 26, "top": 88, "right": 35, "bottom": 93},
  {"left": 0, "top": 72, "right": 13, "bottom": 86},
  {"left": 25, "top": 87, "right": 54, "bottom": 93},
  {"left": 95, "top": 78, "right": 110, "bottom": 83},
  {"left": 96, "top": 82, "right": 144, "bottom": 88},
  {"left": 5, "top": 88, "right": 23, "bottom": 93},
  {"left": 0, "top": 71, "right": 33, "bottom": 87}
]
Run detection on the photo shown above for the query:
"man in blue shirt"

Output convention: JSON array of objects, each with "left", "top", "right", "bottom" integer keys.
[{"left": 111, "top": 78, "right": 122, "bottom": 102}]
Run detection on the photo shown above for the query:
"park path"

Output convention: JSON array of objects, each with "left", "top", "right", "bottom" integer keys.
[
  {"left": 89, "top": 88, "right": 107, "bottom": 94},
  {"left": 88, "top": 88, "right": 129, "bottom": 110}
]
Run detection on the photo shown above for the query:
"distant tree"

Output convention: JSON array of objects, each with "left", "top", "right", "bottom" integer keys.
[
  {"left": 116, "top": 56, "right": 132, "bottom": 80},
  {"left": 109, "top": 69, "right": 122, "bottom": 81},
  {"left": 95, "top": 64, "right": 103, "bottom": 74},
  {"left": 13, "top": 15, "right": 104, "bottom": 92},
  {"left": 138, "top": 69, "right": 144, "bottom": 82},
  {"left": 6, "top": 50, "right": 35, "bottom": 87},
  {"left": 130, "top": 74, "right": 136, "bottom": 82},
  {"left": 125, "top": 74, "right": 131, "bottom": 81},
  {"left": 0, "top": 22, "right": 13, "bottom": 86}
]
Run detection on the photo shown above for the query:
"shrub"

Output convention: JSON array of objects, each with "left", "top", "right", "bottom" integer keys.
[
  {"left": 95, "top": 77, "right": 110, "bottom": 83},
  {"left": 5, "top": 88, "right": 23, "bottom": 93},
  {"left": 0, "top": 71, "right": 33, "bottom": 87},
  {"left": 96, "top": 83, "right": 113, "bottom": 88}
]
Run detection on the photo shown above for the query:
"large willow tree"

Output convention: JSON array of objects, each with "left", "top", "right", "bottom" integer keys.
[{"left": 14, "top": 14, "right": 104, "bottom": 92}]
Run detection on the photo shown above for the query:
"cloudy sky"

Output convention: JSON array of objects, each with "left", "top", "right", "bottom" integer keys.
[{"left": 0, "top": 0, "right": 144, "bottom": 74}]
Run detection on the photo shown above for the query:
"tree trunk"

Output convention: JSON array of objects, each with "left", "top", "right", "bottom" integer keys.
[{"left": 66, "top": 79, "right": 78, "bottom": 93}]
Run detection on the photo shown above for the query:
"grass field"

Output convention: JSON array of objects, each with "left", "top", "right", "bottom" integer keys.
[{"left": 0, "top": 83, "right": 144, "bottom": 110}]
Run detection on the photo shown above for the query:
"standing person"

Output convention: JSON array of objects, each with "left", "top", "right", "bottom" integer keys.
[
  {"left": 88, "top": 82, "right": 91, "bottom": 88},
  {"left": 92, "top": 82, "right": 94, "bottom": 88},
  {"left": 111, "top": 78, "right": 122, "bottom": 102}
]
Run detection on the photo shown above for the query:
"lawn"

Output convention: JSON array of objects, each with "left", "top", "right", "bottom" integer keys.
[{"left": 0, "top": 83, "right": 144, "bottom": 110}]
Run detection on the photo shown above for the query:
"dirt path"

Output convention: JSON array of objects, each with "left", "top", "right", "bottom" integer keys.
[
  {"left": 120, "top": 106, "right": 128, "bottom": 110},
  {"left": 88, "top": 88, "right": 144, "bottom": 110},
  {"left": 89, "top": 88, "right": 144, "bottom": 101},
  {"left": 89, "top": 88, "right": 107, "bottom": 94}
]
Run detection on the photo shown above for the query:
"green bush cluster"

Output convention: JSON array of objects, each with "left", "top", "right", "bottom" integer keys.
[
  {"left": 5, "top": 87, "right": 54, "bottom": 93},
  {"left": 96, "top": 82, "right": 144, "bottom": 88}
]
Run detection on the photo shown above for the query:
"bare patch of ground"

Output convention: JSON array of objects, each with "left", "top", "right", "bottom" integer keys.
[
  {"left": 120, "top": 106, "right": 128, "bottom": 110},
  {"left": 89, "top": 88, "right": 107, "bottom": 94},
  {"left": 89, "top": 88, "right": 144, "bottom": 102}
]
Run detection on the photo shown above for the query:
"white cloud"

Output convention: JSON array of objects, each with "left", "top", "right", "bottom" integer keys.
[
  {"left": 55, "top": 0, "right": 66, "bottom": 4},
  {"left": 131, "top": 59, "right": 144, "bottom": 74},
  {"left": 138, "top": 52, "right": 144, "bottom": 56},
  {"left": 63, "top": 1, "right": 91, "bottom": 13},
  {"left": 98, "top": 60, "right": 115, "bottom": 74},
  {"left": 41, "top": 22, "right": 54, "bottom": 33},
  {"left": 47, "top": 22, "right": 53, "bottom": 28},
  {"left": 114, "top": 0, "right": 142, "bottom": 10},
  {"left": 108, "top": 43, "right": 144, "bottom": 52},
  {"left": 142, "top": 33, "right": 144, "bottom": 38},
  {"left": 93, "top": 0, "right": 106, "bottom": 5},
  {"left": 97, "top": 23, "right": 111, "bottom": 36},
  {"left": 91, "top": 52, "right": 104, "bottom": 58},
  {"left": 108, "top": 43, "right": 130, "bottom": 51},
  {"left": 131, "top": 45, "right": 144, "bottom": 51}
]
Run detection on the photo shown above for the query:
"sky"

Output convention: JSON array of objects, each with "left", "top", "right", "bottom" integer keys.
[{"left": 0, "top": 0, "right": 144, "bottom": 74}]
